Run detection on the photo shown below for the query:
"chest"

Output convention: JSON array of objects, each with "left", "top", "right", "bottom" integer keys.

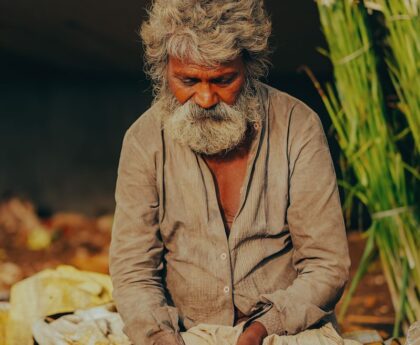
[{"left": 203, "top": 152, "right": 250, "bottom": 233}]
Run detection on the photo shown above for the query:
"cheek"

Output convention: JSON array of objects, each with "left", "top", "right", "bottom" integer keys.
[
  {"left": 168, "top": 79, "right": 193, "bottom": 104},
  {"left": 220, "top": 78, "right": 245, "bottom": 104}
]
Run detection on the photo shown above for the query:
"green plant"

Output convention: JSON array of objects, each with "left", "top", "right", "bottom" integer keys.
[
  {"left": 366, "top": 0, "right": 420, "bottom": 152},
  {"left": 309, "top": 0, "right": 420, "bottom": 335}
]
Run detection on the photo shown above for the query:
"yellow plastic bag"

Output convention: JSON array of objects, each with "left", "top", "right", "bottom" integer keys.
[
  {"left": 6, "top": 265, "right": 113, "bottom": 345},
  {"left": 0, "top": 302, "right": 10, "bottom": 345}
]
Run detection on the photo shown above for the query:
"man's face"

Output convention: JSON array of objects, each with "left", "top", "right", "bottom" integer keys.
[
  {"left": 162, "top": 55, "right": 260, "bottom": 155},
  {"left": 167, "top": 55, "right": 246, "bottom": 108}
]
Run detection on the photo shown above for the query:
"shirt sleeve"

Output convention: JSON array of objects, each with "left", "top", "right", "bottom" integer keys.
[
  {"left": 109, "top": 128, "right": 185, "bottom": 345},
  {"left": 253, "top": 106, "right": 351, "bottom": 336}
]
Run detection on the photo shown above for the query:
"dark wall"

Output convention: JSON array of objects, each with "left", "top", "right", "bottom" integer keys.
[
  {"left": 1, "top": 77, "right": 152, "bottom": 214},
  {"left": 0, "top": 1, "right": 334, "bottom": 215}
]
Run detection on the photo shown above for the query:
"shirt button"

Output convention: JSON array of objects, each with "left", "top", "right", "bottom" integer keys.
[
  {"left": 223, "top": 286, "right": 230, "bottom": 293},
  {"left": 220, "top": 253, "right": 227, "bottom": 260}
]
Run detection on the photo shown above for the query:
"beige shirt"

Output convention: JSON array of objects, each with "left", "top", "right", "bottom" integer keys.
[{"left": 109, "top": 83, "right": 351, "bottom": 345}]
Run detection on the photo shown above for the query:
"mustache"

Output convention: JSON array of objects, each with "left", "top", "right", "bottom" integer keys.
[{"left": 177, "top": 99, "right": 243, "bottom": 123}]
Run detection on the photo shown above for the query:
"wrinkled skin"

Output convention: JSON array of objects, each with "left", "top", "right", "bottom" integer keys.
[{"left": 167, "top": 55, "right": 246, "bottom": 108}]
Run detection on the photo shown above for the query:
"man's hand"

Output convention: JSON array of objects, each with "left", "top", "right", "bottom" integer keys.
[{"left": 236, "top": 321, "right": 268, "bottom": 345}]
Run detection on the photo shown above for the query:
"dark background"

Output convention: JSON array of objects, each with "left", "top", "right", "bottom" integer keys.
[{"left": 0, "top": 1, "right": 334, "bottom": 215}]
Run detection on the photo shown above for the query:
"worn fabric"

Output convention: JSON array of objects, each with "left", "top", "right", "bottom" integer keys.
[
  {"left": 181, "top": 322, "right": 361, "bottom": 345},
  {"left": 109, "top": 82, "right": 351, "bottom": 345}
]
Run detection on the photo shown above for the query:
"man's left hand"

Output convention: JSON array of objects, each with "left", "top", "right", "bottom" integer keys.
[{"left": 236, "top": 321, "right": 268, "bottom": 345}]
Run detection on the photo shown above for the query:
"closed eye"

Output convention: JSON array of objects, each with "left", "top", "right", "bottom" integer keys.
[
  {"left": 211, "top": 74, "right": 237, "bottom": 85},
  {"left": 179, "top": 77, "right": 200, "bottom": 86}
]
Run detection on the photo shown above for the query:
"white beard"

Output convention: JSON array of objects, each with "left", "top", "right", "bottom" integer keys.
[{"left": 160, "top": 83, "right": 261, "bottom": 155}]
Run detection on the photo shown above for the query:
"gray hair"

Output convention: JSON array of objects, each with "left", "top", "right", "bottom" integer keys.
[{"left": 140, "top": 0, "right": 272, "bottom": 95}]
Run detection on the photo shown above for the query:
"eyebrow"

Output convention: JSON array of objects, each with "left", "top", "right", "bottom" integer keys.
[
  {"left": 174, "top": 71, "right": 238, "bottom": 81},
  {"left": 212, "top": 73, "right": 238, "bottom": 80}
]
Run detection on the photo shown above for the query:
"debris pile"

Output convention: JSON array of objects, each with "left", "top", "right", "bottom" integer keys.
[
  {"left": 0, "top": 197, "right": 112, "bottom": 287},
  {"left": 0, "top": 197, "right": 116, "bottom": 343},
  {"left": 3, "top": 265, "right": 127, "bottom": 345},
  {"left": 32, "top": 304, "right": 131, "bottom": 345}
]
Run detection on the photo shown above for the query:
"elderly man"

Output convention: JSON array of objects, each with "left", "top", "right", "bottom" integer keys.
[{"left": 109, "top": 1, "right": 351, "bottom": 345}]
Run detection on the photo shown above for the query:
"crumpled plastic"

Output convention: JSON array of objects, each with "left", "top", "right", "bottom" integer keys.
[
  {"left": 32, "top": 304, "right": 131, "bottom": 345},
  {"left": 6, "top": 265, "right": 113, "bottom": 345}
]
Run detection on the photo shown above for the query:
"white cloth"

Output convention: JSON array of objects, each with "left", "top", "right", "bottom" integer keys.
[
  {"left": 181, "top": 322, "right": 362, "bottom": 345},
  {"left": 32, "top": 306, "right": 362, "bottom": 345}
]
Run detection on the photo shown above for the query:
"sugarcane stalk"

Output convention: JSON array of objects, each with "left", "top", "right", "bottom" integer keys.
[{"left": 313, "top": 0, "right": 419, "bottom": 334}]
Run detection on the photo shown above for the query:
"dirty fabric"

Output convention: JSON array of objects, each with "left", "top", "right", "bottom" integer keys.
[
  {"left": 181, "top": 322, "right": 361, "bottom": 345},
  {"left": 32, "top": 305, "right": 130, "bottom": 345},
  {"left": 110, "top": 82, "right": 351, "bottom": 345},
  {"left": 33, "top": 314, "right": 362, "bottom": 345}
]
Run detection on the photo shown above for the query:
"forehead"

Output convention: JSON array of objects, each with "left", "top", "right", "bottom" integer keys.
[{"left": 168, "top": 55, "right": 244, "bottom": 77}]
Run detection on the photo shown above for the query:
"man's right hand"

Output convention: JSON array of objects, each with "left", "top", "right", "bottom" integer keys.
[{"left": 235, "top": 321, "right": 268, "bottom": 345}]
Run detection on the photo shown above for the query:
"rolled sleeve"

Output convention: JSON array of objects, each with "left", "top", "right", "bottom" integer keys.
[
  {"left": 253, "top": 307, "right": 285, "bottom": 335},
  {"left": 109, "top": 128, "right": 184, "bottom": 345},
  {"left": 255, "top": 107, "right": 351, "bottom": 336}
]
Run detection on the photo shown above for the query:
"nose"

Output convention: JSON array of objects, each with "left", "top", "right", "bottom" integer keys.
[{"left": 194, "top": 83, "right": 219, "bottom": 109}]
